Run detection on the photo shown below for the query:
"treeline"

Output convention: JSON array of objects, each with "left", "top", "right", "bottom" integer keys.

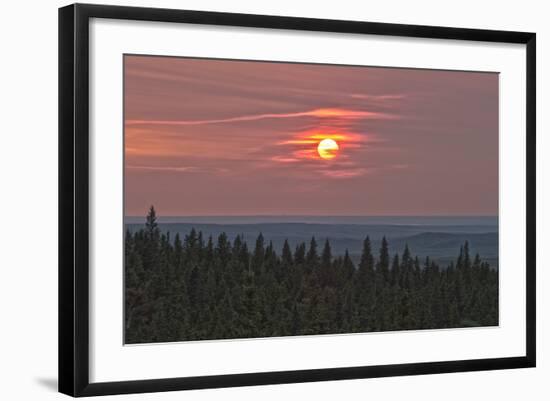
[{"left": 125, "top": 207, "right": 498, "bottom": 344}]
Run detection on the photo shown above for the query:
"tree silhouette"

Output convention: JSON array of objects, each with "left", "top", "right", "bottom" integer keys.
[{"left": 125, "top": 208, "right": 499, "bottom": 343}]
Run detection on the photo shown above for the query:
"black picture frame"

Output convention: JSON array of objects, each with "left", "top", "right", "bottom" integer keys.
[{"left": 59, "top": 3, "right": 536, "bottom": 397}]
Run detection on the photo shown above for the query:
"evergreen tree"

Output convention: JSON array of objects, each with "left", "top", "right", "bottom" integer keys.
[
  {"left": 125, "top": 208, "right": 499, "bottom": 343},
  {"left": 378, "top": 236, "right": 390, "bottom": 282},
  {"left": 251, "top": 233, "right": 265, "bottom": 275},
  {"left": 282, "top": 239, "right": 293, "bottom": 265},
  {"left": 306, "top": 237, "right": 319, "bottom": 268},
  {"left": 294, "top": 242, "right": 306, "bottom": 265},
  {"left": 320, "top": 239, "right": 333, "bottom": 286},
  {"left": 145, "top": 205, "right": 159, "bottom": 238}
]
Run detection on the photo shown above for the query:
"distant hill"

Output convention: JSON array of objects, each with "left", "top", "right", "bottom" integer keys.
[
  {"left": 125, "top": 221, "right": 498, "bottom": 268},
  {"left": 389, "top": 232, "right": 498, "bottom": 268},
  {"left": 125, "top": 215, "right": 498, "bottom": 226}
]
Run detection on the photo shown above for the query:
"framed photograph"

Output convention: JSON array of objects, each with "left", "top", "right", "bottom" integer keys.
[{"left": 58, "top": 3, "right": 536, "bottom": 397}]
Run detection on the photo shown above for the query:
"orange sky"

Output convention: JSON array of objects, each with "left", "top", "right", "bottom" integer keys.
[{"left": 124, "top": 55, "right": 498, "bottom": 217}]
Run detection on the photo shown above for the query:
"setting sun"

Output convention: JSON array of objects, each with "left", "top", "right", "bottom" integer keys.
[{"left": 317, "top": 138, "right": 339, "bottom": 160}]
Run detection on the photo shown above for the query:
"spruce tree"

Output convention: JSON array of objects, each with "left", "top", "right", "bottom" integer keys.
[
  {"left": 125, "top": 207, "right": 499, "bottom": 343},
  {"left": 378, "top": 236, "right": 390, "bottom": 282}
]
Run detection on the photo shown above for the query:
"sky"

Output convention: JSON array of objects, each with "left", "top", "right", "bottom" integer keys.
[{"left": 124, "top": 55, "right": 498, "bottom": 217}]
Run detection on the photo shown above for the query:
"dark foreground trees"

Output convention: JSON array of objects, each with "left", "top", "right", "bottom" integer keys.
[{"left": 125, "top": 207, "right": 498, "bottom": 343}]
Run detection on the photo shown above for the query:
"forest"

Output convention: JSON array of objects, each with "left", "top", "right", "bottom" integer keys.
[{"left": 125, "top": 207, "right": 498, "bottom": 344}]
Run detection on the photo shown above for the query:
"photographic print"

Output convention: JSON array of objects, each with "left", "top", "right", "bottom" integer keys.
[{"left": 123, "top": 55, "right": 499, "bottom": 344}]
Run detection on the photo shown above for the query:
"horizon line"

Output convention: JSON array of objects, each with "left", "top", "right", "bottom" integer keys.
[{"left": 125, "top": 214, "right": 498, "bottom": 218}]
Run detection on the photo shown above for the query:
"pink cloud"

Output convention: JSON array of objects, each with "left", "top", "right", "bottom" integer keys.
[
  {"left": 126, "top": 165, "right": 229, "bottom": 174},
  {"left": 126, "top": 165, "right": 200, "bottom": 173},
  {"left": 350, "top": 93, "right": 406, "bottom": 101},
  {"left": 126, "top": 108, "right": 394, "bottom": 127},
  {"left": 321, "top": 168, "right": 369, "bottom": 179}
]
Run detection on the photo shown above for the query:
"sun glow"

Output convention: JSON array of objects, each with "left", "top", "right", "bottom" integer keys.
[{"left": 317, "top": 138, "right": 340, "bottom": 160}]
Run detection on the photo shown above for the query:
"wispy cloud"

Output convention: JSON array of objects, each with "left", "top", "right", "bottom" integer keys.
[
  {"left": 126, "top": 108, "right": 394, "bottom": 127},
  {"left": 350, "top": 94, "right": 406, "bottom": 101},
  {"left": 320, "top": 168, "right": 369, "bottom": 179},
  {"left": 277, "top": 132, "right": 365, "bottom": 146},
  {"left": 270, "top": 156, "right": 301, "bottom": 163},
  {"left": 272, "top": 130, "right": 371, "bottom": 166},
  {"left": 126, "top": 165, "right": 199, "bottom": 172}
]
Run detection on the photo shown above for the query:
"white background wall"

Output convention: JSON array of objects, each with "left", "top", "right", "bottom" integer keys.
[{"left": 0, "top": 0, "right": 547, "bottom": 399}]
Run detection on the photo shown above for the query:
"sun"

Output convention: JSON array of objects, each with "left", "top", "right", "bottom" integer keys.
[{"left": 317, "top": 138, "right": 339, "bottom": 160}]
